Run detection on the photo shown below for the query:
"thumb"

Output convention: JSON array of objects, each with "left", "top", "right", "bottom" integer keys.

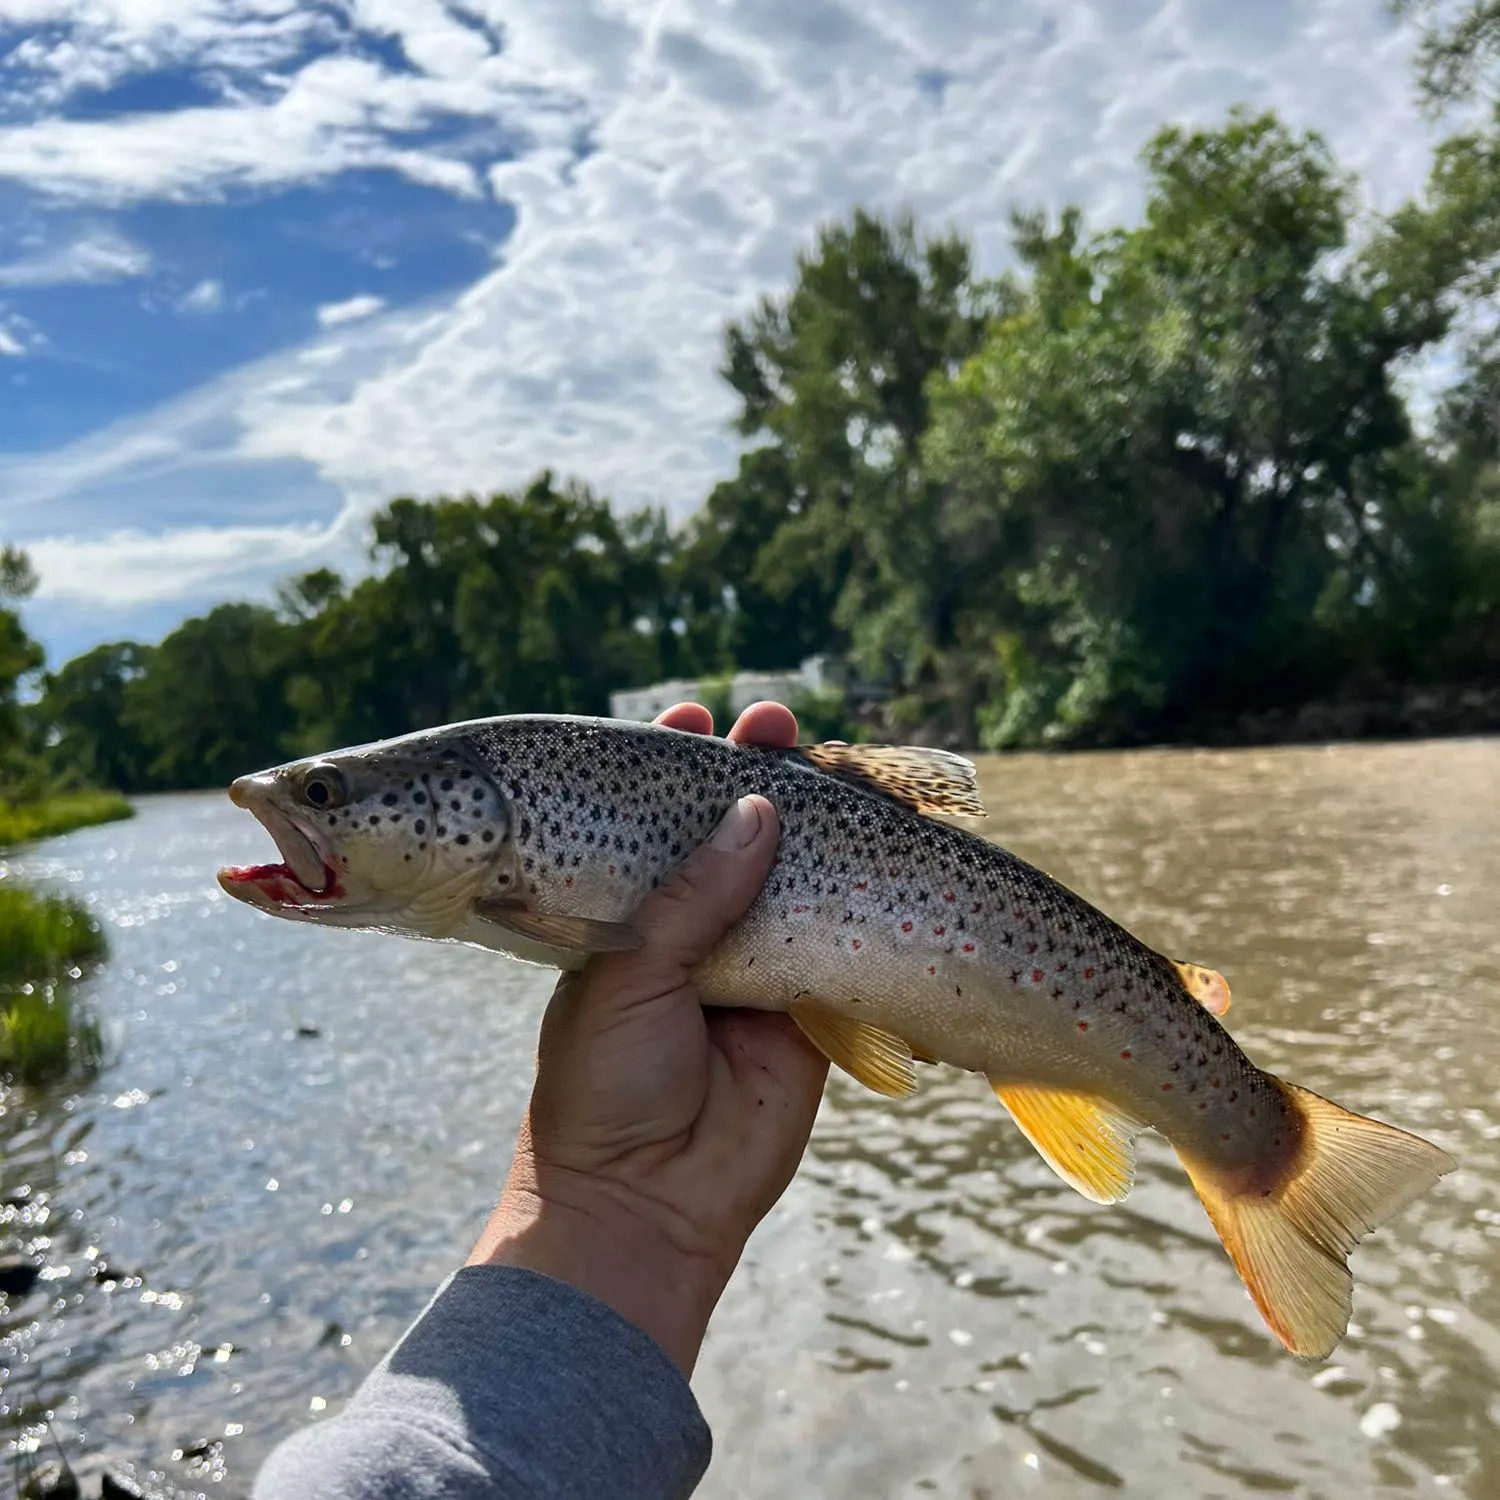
[{"left": 601, "top": 794, "right": 779, "bottom": 994}]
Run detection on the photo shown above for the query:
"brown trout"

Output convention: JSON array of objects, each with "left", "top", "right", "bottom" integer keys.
[{"left": 218, "top": 714, "right": 1453, "bottom": 1359}]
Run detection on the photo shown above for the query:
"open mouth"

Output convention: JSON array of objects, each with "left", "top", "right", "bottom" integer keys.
[{"left": 219, "top": 802, "right": 337, "bottom": 904}]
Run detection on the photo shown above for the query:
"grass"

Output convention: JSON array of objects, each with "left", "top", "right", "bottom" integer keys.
[
  {"left": 0, "top": 790, "right": 133, "bottom": 848},
  {"left": 0, "top": 864, "right": 112, "bottom": 1086}
]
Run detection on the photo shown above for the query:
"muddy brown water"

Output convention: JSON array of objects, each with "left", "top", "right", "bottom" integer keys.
[{"left": 2, "top": 738, "right": 1495, "bottom": 1497}]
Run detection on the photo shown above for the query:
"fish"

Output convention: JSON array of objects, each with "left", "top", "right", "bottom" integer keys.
[{"left": 218, "top": 713, "right": 1454, "bottom": 1359}]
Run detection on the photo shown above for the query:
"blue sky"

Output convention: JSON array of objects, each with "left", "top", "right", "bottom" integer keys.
[{"left": 0, "top": 0, "right": 1441, "bottom": 667}]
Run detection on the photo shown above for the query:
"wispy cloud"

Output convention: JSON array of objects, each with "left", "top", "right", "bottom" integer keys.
[
  {"left": 316, "top": 293, "right": 385, "bottom": 328},
  {"left": 0, "top": 324, "right": 25, "bottom": 357},
  {"left": 0, "top": 229, "right": 151, "bottom": 286},
  {"left": 177, "top": 278, "right": 224, "bottom": 312}
]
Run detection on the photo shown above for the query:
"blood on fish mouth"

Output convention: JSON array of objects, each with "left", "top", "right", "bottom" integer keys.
[{"left": 219, "top": 805, "right": 337, "bottom": 902}]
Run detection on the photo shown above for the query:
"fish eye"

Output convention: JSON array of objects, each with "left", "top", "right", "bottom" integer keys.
[{"left": 299, "top": 763, "right": 351, "bottom": 810}]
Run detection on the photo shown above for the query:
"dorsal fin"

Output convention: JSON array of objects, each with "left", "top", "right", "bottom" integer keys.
[{"left": 787, "top": 742, "right": 986, "bottom": 817}]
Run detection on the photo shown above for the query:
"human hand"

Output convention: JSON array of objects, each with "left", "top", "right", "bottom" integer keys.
[{"left": 467, "top": 701, "right": 829, "bottom": 1373}]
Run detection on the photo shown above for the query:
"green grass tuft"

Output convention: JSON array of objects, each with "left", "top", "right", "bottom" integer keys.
[
  {"left": 0, "top": 790, "right": 134, "bottom": 848},
  {"left": 0, "top": 884, "right": 108, "bottom": 1085}
]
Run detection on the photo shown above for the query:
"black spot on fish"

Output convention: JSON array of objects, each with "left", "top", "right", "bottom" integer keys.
[{"left": 382, "top": 793, "right": 398, "bottom": 807}]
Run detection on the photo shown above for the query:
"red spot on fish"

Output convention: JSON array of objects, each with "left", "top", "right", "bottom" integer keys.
[
  {"left": 1221, "top": 1132, "right": 1232, "bottom": 1141},
  {"left": 1198, "top": 1102, "right": 1208, "bottom": 1111},
  {"left": 927, "top": 965, "right": 936, "bottom": 976},
  {"left": 1077, "top": 1021, "right": 1089, "bottom": 1032},
  {"left": 934, "top": 925, "right": 946, "bottom": 936},
  {"left": 1083, "top": 967, "right": 1095, "bottom": 980},
  {"left": 1248, "top": 1107, "right": 1257, "bottom": 1118},
  {"left": 1120, "top": 1050, "right": 1132, "bottom": 1060},
  {"left": 608, "top": 865, "right": 616, "bottom": 876},
  {"left": 1161, "top": 1083, "right": 1174, "bottom": 1092},
  {"left": 853, "top": 881, "right": 868, "bottom": 891},
  {"left": 901, "top": 920, "right": 913, "bottom": 933},
  {"left": 962, "top": 942, "right": 975, "bottom": 953},
  {"left": 564, "top": 875, "right": 574, "bottom": 888},
  {"left": 1026, "top": 941, "right": 1038, "bottom": 954},
  {"left": 1210, "top": 1076, "right": 1221, "bottom": 1088},
  {"left": 851, "top": 939, "right": 862, "bottom": 951},
  {"left": 793, "top": 904, "right": 809, "bottom": 914},
  {"left": 944, "top": 892, "right": 955, "bottom": 903},
  {"left": 1031, "top": 969, "right": 1044, "bottom": 984}
]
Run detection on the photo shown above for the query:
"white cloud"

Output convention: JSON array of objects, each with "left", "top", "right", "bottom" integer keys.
[
  {"left": 177, "top": 277, "right": 224, "bottom": 312},
  {"left": 316, "top": 293, "right": 386, "bottom": 327},
  {"left": 25, "top": 520, "right": 341, "bottom": 606},
  {"left": 0, "top": 325, "right": 24, "bottom": 356},
  {"left": 0, "top": 229, "right": 151, "bottom": 285},
  {"left": 0, "top": 0, "right": 1449, "bottom": 651}
]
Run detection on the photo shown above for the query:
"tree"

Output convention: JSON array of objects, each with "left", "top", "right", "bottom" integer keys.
[
  {"left": 39, "top": 643, "right": 152, "bottom": 791},
  {"left": 925, "top": 110, "right": 1500, "bottom": 745},
  {"left": 718, "top": 209, "right": 993, "bottom": 732},
  {"left": 1392, "top": 1, "right": 1500, "bottom": 106},
  {"left": 0, "top": 546, "right": 46, "bottom": 785}
]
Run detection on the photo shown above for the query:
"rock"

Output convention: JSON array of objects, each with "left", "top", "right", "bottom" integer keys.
[
  {"left": 0, "top": 1254, "right": 42, "bottom": 1297},
  {"left": 99, "top": 1471, "right": 146, "bottom": 1499},
  {"left": 17, "top": 1460, "right": 79, "bottom": 1499}
]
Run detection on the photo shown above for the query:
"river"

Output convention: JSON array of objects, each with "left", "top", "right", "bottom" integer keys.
[{"left": 2, "top": 737, "right": 1496, "bottom": 1498}]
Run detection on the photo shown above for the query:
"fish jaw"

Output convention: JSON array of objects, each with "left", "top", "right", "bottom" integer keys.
[{"left": 219, "top": 775, "right": 342, "bottom": 912}]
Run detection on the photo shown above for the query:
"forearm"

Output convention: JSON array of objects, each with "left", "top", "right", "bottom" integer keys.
[
  {"left": 468, "top": 1136, "right": 731, "bottom": 1377},
  {"left": 253, "top": 1265, "right": 712, "bottom": 1500}
]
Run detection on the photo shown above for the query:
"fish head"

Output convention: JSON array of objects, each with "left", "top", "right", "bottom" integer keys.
[{"left": 217, "top": 733, "right": 511, "bottom": 938}]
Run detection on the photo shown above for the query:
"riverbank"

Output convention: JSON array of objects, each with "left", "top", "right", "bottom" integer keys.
[
  {"left": 0, "top": 790, "right": 133, "bottom": 848},
  {"left": 1, "top": 793, "right": 125, "bottom": 1083}
]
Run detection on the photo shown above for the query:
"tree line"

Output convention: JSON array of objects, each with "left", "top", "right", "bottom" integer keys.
[{"left": 4, "top": 107, "right": 1499, "bottom": 794}]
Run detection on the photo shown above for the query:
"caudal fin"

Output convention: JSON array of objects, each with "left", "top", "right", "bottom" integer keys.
[{"left": 1180, "top": 1081, "right": 1455, "bottom": 1359}]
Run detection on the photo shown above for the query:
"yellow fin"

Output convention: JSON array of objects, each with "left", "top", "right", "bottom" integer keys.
[
  {"left": 789, "top": 1001, "right": 917, "bottom": 1097},
  {"left": 472, "top": 900, "right": 642, "bottom": 954},
  {"left": 1172, "top": 960, "right": 1232, "bottom": 1016},
  {"left": 990, "top": 1082, "right": 1146, "bottom": 1204},
  {"left": 790, "top": 743, "right": 986, "bottom": 817},
  {"left": 1179, "top": 1079, "right": 1455, "bottom": 1359}
]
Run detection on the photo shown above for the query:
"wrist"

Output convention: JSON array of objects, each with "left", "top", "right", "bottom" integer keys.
[{"left": 468, "top": 1158, "right": 730, "bottom": 1376}]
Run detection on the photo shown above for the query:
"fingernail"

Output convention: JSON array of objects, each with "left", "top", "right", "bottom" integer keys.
[{"left": 710, "top": 795, "right": 762, "bottom": 851}]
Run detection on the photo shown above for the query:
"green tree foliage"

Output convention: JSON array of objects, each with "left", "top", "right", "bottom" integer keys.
[
  {"left": 713, "top": 209, "right": 993, "bottom": 729},
  {"left": 924, "top": 110, "right": 1500, "bottom": 744},
  {"left": 1393, "top": 0, "right": 1500, "bottom": 105},
  {"left": 0, "top": 546, "right": 45, "bottom": 788}
]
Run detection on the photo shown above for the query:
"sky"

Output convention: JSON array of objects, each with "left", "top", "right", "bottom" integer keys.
[{"left": 0, "top": 0, "right": 1444, "bottom": 666}]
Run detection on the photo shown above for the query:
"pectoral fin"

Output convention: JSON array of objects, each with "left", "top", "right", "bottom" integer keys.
[
  {"left": 789, "top": 743, "right": 986, "bottom": 817},
  {"left": 1172, "top": 960, "right": 1231, "bottom": 1016},
  {"left": 990, "top": 1081, "right": 1147, "bottom": 1204},
  {"left": 472, "top": 899, "right": 642, "bottom": 954},
  {"left": 789, "top": 1000, "right": 917, "bottom": 1097}
]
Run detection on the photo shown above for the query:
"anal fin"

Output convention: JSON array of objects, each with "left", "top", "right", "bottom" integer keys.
[
  {"left": 1172, "top": 960, "right": 1231, "bottom": 1016},
  {"left": 472, "top": 898, "right": 642, "bottom": 954},
  {"left": 790, "top": 1000, "right": 917, "bottom": 1097},
  {"left": 788, "top": 743, "right": 986, "bottom": 817},
  {"left": 990, "top": 1081, "right": 1147, "bottom": 1204}
]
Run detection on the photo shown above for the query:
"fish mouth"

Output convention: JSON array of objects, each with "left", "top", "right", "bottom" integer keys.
[{"left": 218, "top": 800, "right": 337, "bottom": 905}]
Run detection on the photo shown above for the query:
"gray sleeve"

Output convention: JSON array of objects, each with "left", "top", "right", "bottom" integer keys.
[{"left": 252, "top": 1265, "right": 712, "bottom": 1500}]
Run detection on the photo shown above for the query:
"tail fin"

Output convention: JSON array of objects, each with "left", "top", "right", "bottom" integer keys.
[{"left": 1180, "top": 1081, "right": 1455, "bottom": 1359}]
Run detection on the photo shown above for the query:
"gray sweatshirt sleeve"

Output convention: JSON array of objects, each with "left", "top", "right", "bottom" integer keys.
[{"left": 252, "top": 1265, "right": 712, "bottom": 1500}]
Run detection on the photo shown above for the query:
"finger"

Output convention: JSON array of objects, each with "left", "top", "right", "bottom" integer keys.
[
  {"left": 654, "top": 702, "right": 714, "bottom": 736},
  {"left": 726, "top": 700, "right": 797, "bottom": 748},
  {"left": 603, "top": 794, "right": 779, "bottom": 984}
]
